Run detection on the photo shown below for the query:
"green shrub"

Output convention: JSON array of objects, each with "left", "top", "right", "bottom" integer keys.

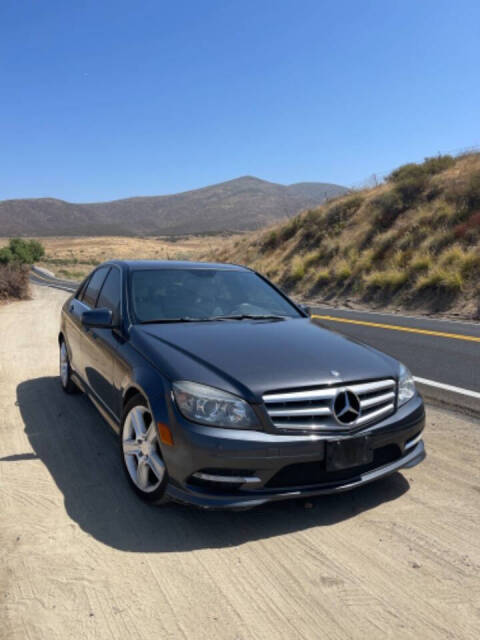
[
  {"left": 422, "top": 155, "right": 455, "bottom": 175},
  {"left": 371, "top": 191, "right": 405, "bottom": 228},
  {"left": 387, "top": 163, "right": 426, "bottom": 184},
  {"left": 0, "top": 247, "right": 14, "bottom": 264},
  {"left": 446, "top": 171, "right": 480, "bottom": 213},
  {"left": 393, "top": 175, "right": 427, "bottom": 206},
  {"left": 0, "top": 238, "right": 45, "bottom": 265},
  {"left": 325, "top": 195, "right": 364, "bottom": 226},
  {"left": 388, "top": 155, "right": 455, "bottom": 184}
]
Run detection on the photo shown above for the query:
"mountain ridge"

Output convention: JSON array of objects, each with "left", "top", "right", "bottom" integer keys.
[{"left": 0, "top": 176, "right": 347, "bottom": 237}]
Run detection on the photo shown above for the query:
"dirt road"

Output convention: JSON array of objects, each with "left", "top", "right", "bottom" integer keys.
[{"left": 1, "top": 285, "right": 479, "bottom": 639}]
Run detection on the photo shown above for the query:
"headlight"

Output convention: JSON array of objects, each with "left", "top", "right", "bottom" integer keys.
[
  {"left": 172, "top": 381, "right": 258, "bottom": 429},
  {"left": 398, "top": 364, "right": 416, "bottom": 406}
]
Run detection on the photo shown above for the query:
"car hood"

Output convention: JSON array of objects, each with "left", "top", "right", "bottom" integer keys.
[{"left": 130, "top": 318, "right": 399, "bottom": 402}]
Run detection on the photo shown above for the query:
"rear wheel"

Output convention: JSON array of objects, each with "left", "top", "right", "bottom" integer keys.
[
  {"left": 59, "top": 340, "right": 78, "bottom": 394},
  {"left": 120, "top": 396, "right": 169, "bottom": 504}
]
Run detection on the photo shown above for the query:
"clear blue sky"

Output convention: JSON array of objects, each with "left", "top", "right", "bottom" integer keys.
[{"left": 1, "top": 0, "right": 479, "bottom": 202}]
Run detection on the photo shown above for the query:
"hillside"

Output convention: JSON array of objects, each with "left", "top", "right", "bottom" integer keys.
[
  {"left": 0, "top": 177, "right": 347, "bottom": 237},
  {"left": 212, "top": 153, "right": 480, "bottom": 318}
]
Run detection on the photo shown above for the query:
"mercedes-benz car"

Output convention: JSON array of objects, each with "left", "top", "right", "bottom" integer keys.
[{"left": 59, "top": 260, "right": 425, "bottom": 509}]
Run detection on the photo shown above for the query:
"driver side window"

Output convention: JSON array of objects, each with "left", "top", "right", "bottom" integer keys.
[
  {"left": 96, "top": 267, "right": 121, "bottom": 324},
  {"left": 81, "top": 267, "right": 110, "bottom": 308}
]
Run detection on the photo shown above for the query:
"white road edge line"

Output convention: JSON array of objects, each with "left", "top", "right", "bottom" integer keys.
[{"left": 414, "top": 376, "right": 480, "bottom": 400}]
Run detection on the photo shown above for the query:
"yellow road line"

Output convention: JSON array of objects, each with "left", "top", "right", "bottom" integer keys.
[{"left": 311, "top": 314, "right": 480, "bottom": 343}]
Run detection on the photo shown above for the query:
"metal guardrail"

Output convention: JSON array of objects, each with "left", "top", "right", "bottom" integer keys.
[{"left": 30, "top": 266, "right": 79, "bottom": 293}]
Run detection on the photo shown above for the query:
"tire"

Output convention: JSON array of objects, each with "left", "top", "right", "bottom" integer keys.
[
  {"left": 120, "top": 395, "right": 169, "bottom": 505},
  {"left": 59, "top": 339, "right": 78, "bottom": 394}
]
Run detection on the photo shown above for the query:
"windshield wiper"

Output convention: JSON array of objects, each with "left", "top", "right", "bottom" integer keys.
[
  {"left": 212, "top": 314, "right": 287, "bottom": 321},
  {"left": 140, "top": 317, "right": 211, "bottom": 324},
  {"left": 140, "top": 314, "right": 289, "bottom": 324}
]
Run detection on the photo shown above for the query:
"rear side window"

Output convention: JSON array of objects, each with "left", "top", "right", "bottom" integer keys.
[
  {"left": 97, "top": 267, "right": 121, "bottom": 323},
  {"left": 82, "top": 267, "right": 110, "bottom": 308}
]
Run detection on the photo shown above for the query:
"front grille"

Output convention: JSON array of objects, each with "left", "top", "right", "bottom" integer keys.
[
  {"left": 263, "top": 378, "right": 396, "bottom": 433},
  {"left": 265, "top": 444, "right": 401, "bottom": 489}
]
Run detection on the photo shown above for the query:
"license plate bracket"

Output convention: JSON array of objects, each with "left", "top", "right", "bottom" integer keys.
[{"left": 326, "top": 437, "right": 373, "bottom": 471}]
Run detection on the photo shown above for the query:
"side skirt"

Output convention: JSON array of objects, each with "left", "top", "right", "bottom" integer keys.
[{"left": 71, "top": 372, "right": 120, "bottom": 435}]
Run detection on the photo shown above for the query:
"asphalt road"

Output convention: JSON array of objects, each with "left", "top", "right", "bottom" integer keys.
[{"left": 311, "top": 307, "right": 480, "bottom": 394}]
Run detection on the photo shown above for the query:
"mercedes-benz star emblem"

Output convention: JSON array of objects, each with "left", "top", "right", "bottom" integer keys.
[{"left": 333, "top": 389, "right": 361, "bottom": 425}]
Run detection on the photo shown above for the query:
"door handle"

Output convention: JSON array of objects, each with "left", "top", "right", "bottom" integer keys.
[{"left": 69, "top": 304, "right": 74, "bottom": 312}]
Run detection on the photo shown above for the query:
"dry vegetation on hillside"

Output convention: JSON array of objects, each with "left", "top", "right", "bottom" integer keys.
[
  {"left": 211, "top": 153, "right": 480, "bottom": 318},
  {"left": 1, "top": 234, "right": 237, "bottom": 280}
]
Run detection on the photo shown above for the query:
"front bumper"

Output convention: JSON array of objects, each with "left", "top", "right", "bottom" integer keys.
[{"left": 158, "top": 393, "right": 426, "bottom": 509}]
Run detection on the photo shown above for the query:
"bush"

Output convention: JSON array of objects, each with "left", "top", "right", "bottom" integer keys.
[
  {"left": 0, "top": 247, "right": 14, "bottom": 264},
  {"left": 0, "top": 264, "right": 30, "bottom": 300},
  {"left": 393, "top": 175, "right": 427, "bottom": 206},
  {"left": 325, "top": 195, "right": 364, "bottom": 226},
  {"left": 409, "top": 255, "right": 432, "bottom": 274},
  {"left": 446, "top": 171, "right": 480, "bottom": 213},
  {"left": 372, "top": 230, "right": 397, "bottom": 260},
  {"left": 280, "top": 217, "right": 301, "bottom": 242},
  {"left": 387, "top": 163, "right": 426, "bottom": 184},
  {"left": 416, "top": 268, "right": 463, "bottom": 293},
  {"left": 454, "top": 211, "right": 480, "bottom": 242},
  {"left": 365, "top": 270, "right": 408, "bottom": 293},
  {"left": 0, "top": 238, "right": 45, "bottom": 265},
  {"left": 262, "top": 230, "right": 279, "bottom": 251},
  {"left": 422, "top": 155, "right": 455, "bottom": 175},
  {"left": 387, "top": 155, "right": 455, "bottom": 183},
  {"left": 291, "top": 256, "right": 306, "bottom": 281},
  {"left": 314, "top": 269, "right": 330, "bottom": 287},
  {"left": 334, "top": 261, "right": 352, "bottom": 282},
  {"left": 371, "top": 191, "right": 405, "bottom": 228}
]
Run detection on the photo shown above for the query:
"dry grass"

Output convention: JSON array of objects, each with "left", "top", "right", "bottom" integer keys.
[
  {"left": 210, "top": 152, "right": 480, "bottom": 317},
  {"left": 0, "top": 234, "right": 239, "bottom": 280},
  {"left": 0, "top": 264, "right": 30, "bottom": 301}
]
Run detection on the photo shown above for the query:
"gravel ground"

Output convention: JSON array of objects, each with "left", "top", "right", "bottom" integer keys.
[{"left": 1, "top": 285, "right": 479, "bottom": 639}]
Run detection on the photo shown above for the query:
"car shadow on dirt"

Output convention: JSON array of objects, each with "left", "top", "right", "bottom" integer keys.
[{"left": 16, "top": 376, "right": 410, "bottom": 553}]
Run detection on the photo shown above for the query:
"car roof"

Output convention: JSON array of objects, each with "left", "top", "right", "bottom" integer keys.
[{"left": 105, "top": 260, "right": 250, "bottom": 272}]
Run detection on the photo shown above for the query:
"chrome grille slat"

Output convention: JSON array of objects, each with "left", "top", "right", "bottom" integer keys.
[
  {"left": 263, "top": 388, "right": 337, "bottom": 403},
  {"left": 263, "top": 378, "right": 396, "bottom": 433},
  {"left": 355, "top": 403, "right": 395, "bottom": 425},
  {"left": 360, "top": 391, "right": 395, "bottom": 409},
  {"left": 268, "top": 406, "right": 332, "bottom": 417}
]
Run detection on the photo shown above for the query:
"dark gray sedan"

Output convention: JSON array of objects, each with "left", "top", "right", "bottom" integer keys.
[{"left": 59, "top": 260, "right": 425, "bottom": 508}]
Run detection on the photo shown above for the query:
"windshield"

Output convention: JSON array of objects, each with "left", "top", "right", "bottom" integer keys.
[{"left": 129, "top": 268, "right": 301, "bottom": 323}]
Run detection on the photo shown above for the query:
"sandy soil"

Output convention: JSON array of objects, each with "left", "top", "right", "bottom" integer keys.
[{"left": 1, "top": 285, "right": 479, "bottom": 639}]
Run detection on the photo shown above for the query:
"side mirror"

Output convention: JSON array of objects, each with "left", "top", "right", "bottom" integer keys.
[
  {"left": 298, "top": 303, "right": 311, "bottom": 316},
  {"left": 82, "top": 308, "right": 114, "bottom": 329}
]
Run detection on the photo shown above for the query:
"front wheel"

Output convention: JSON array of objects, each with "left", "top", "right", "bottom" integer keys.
[{"left": 120, "top": 396, "right": 169, "bottom": 504}]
